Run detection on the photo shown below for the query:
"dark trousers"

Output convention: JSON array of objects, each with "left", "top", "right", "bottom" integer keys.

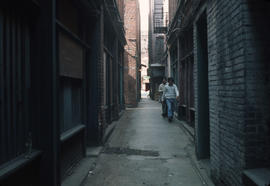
[{"left": 162, "top": 100, "right": 167, "bottom": 115}]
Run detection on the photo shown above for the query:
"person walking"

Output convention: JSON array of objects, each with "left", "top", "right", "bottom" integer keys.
[
  {"left": 158, "top": 77, "right": 167, "bottom": 117},
  {"left": 163, "top": 77, "right": 179, "bottom": 122}
]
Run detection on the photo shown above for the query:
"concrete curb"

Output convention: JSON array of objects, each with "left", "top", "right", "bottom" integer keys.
[
  {"left": 102, "top": 122, "right": 117, "bottom": 145},
  {"left": 63, "top": 111, "right": 126, "bottom": 186},
  {"left": 62, "top": 156, "right": 97, "bottom": 186},
  {"left": 175, "top": 117, "right": 215, "bottom": 186},
  {"left": 102, "top": 110, "right": 126, "bottom": 145}
]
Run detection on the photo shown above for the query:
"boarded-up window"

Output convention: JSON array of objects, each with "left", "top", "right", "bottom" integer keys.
[{"left": 59, "top": 33, "right": 84, "bottom": 79}]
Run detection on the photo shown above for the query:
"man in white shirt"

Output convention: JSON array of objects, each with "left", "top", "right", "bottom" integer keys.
[
  {"left": 163, "top": 77, "right": 179, "bottom": 122},
  {"left": 158, "top": 77, "right": 167, "bottom": 117}
]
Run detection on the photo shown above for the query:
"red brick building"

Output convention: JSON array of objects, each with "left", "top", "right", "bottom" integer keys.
[{"left": 124, "top": 0, "right": 141, "bottom": 107}]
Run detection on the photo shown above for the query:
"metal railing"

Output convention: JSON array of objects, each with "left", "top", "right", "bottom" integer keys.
[{"left": 153, "top": 3, "right": 168, "bottom": 33}]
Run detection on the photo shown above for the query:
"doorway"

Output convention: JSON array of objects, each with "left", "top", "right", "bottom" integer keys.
[{"left": 196, "top": 11, "right": 210, "bottom": 159}]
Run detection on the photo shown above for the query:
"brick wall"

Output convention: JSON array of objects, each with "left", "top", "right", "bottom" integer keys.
[
  {"left": 99, "top": 2, "right": 126, "bottom": 137},
  {"left": 206, "top": 1, "right": 247, "bottom": 185},
  {"left": 193, "top": 0, "right": 270, "bottom": 185},
  {"left": 124, "top": 0, "right": 140, "bottom": 107},
  {"left": 242, "top": 0, "right": 270, "bottom": 169},
  {"left": 136, "top": 0, "right": 141, "bottom": 101},
  {"left": 98, "top": 5, "right": 106, "bottom": 137},
  {"left": 124, "top": 52, "right": 138, "bottom": 106}
]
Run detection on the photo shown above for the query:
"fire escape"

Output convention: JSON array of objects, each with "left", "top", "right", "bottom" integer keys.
[{"left": 153, "top": 3, "right": 168, "bottom": 34}]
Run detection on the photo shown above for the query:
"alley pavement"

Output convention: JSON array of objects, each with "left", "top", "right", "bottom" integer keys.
[{"left": 82, "top": 99, "right": 210, "bottom": 186}]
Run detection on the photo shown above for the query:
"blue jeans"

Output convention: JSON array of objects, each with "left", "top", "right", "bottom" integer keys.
[{"left": 166, "top": 98, "right": 176, "bottom": 118}]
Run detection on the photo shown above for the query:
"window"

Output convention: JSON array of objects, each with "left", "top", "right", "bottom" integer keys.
[
  {"left": 57, "top": 0, "right": 85, "bottom": 133},
  {"left": 0, "top": 9, "right": 31, "bottom": 164}
]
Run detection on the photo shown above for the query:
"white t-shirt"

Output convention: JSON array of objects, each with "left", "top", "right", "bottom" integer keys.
[{"left": 158, "top": 83, "right": 167, "bottom": 101}]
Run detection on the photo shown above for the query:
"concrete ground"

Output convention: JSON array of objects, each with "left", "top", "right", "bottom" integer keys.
[{"left": 82, "top": 98, "right": 213, "bottom": 186}]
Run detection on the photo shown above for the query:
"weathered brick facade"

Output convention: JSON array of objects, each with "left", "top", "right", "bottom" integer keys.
[
  {"left": 168, "top": 0, "right": 270, "bottom": 185},
  {"left": 242, "top": 1, "right": 270, "bottom": 170},
  {"left": 194, "top": 1, "right": 247, "bottom": 184},
  {"left": 124, "top": 0, "right": 141, "bottom": 107},
  {"left": 193, "top": 0, "right": 270, "bottom": 185},
  {"left": 98, "top": 1, "right": 127, "bottom": 140}
]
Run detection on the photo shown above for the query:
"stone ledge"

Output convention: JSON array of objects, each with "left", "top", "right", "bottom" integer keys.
[{"left": 61, "top": 156, "right": 97, "bottom": 186}]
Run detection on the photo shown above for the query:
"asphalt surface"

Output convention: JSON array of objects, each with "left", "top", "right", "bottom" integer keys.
[{"left": 82, "top": 98, "right": 207, "bottom": 186}]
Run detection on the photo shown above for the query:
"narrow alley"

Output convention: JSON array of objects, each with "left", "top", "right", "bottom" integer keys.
[
  {"left": 82, "top": 98, "right": 212, "bottom": 186},
  {"left": 0, "top": 0, "right": 270, "bottom": 186}
]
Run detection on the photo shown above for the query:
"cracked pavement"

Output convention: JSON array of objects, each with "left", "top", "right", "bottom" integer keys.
[{"left": 82, "top": 99, "right": 209, "bottom": 186}]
